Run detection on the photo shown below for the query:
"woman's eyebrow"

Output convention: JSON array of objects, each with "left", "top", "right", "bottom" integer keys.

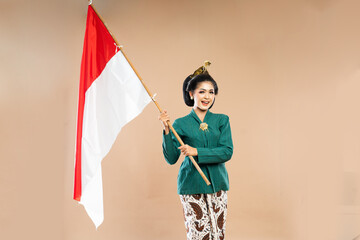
[{"left": 199, "top": 88, "right": 214, "bottom": 91}]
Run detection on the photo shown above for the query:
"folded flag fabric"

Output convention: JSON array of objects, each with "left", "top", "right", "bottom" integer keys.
[{"left": 73, "top": 5, "right": 151, "bottom": 228}]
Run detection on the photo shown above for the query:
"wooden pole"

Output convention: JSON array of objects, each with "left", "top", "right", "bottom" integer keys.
[{"left": 89, "top": 3, "right": 211, "bottom": 186}]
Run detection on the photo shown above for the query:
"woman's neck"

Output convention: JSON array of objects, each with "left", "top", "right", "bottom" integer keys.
[{"left": 193, "top": 107, "right": 208, "bottom": 122}]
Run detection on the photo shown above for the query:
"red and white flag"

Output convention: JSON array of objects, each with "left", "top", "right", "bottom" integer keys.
[{"left": 73, "top": 5, "right": 151, "bottom": 228}]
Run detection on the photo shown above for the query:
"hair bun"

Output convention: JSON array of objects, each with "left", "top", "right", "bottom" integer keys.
[{"left": 183, "top": 75, "right": 194, "bottom": 107}]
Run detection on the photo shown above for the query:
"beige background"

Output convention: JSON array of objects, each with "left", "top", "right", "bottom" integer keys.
[{"left": 1, "top": 0, "right": 360, "bottom": 239}]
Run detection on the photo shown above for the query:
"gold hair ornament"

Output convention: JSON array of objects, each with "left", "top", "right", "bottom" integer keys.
[{"left": 190, "top": 61, "right": 211, "bottom": 78}]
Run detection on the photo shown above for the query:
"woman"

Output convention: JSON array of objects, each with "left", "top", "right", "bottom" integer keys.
[{"left": 159, "top": 62, "right": 233, "bottom": 240}]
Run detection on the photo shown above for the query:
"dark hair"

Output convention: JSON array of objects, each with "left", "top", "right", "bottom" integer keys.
[{"left": 182, "top": 73, "right": 218, "bottom": 108}]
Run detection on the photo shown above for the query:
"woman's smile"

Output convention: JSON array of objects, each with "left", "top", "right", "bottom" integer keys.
[{"left": 201, "top": 100, "right": 210, "bottom": 106}]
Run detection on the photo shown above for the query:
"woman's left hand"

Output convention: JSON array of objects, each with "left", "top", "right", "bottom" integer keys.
[{"left": 178, "top": 145, "right": 198, "bottom": 156}]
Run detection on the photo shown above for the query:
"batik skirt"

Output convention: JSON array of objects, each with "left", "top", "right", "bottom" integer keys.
[{"left": 180, "top": 190, "right": 227, "bottom": 240}]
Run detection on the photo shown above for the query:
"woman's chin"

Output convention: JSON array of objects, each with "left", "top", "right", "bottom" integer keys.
[{"left": 196, "top": 106, "right": 209, "bottom": 111}]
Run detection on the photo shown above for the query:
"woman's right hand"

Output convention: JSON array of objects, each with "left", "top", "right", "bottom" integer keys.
[{"left": 159, "top": 110, "right": 170, "bottom": 134}]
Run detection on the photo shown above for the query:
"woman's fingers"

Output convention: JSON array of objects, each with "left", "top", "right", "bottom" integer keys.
[
  {"left": 178, "top": 145, "right": 198, "bottom": 156},
  {"left": 159, "top": 110, "right": 170, "bottom": 127},
  {"left": 178, "top": 145, "right": 185, "bottom": 153},
  {"left": 178, "top": 145, "right": 190, "bottom": 156}
]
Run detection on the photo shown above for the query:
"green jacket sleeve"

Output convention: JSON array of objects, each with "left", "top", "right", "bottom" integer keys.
[
  {"left": 162, "top": 120, "right": 181, "bottom": 165},
  {"left": 197, "top": 115, "right": 233, "bottom": 164}
]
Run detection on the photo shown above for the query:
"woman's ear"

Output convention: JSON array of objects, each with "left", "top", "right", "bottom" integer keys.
[{"left": 189, "top": 91, "right": 193, "bottom": 100}]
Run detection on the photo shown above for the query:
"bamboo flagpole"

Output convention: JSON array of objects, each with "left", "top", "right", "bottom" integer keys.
[{"left": 89, "top": 3, "right": 211, "bottom": 185}]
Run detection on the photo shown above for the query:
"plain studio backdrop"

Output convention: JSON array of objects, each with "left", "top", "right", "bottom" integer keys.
[{"left": 0, "top": 0, "right": 359, "bottom": 239}]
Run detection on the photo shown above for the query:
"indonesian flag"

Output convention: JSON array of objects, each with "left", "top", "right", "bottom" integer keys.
[{"left": 73, "top": 5, "right": 151, "bottom": 228}]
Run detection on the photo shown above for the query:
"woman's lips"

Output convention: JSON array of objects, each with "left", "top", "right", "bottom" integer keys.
[{"left": 201, "top": 101, "right": 210, "bottom": 106}]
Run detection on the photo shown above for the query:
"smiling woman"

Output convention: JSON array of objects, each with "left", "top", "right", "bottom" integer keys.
[{"left": 159, "top": 62, "right": 233, "bottom": 240}]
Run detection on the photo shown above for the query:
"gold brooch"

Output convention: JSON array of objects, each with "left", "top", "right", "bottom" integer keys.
[{"left": 199, "top": 122, "right": 208, "bottom": 131}]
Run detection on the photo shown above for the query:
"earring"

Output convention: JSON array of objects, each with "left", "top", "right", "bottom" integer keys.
[{"left": 190, "top": 96, "right": 193, "bottom": 100}]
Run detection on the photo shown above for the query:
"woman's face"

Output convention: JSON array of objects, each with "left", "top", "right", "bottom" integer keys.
[{"left": 189, "top": 81, "right": 215, "bottom": 111}]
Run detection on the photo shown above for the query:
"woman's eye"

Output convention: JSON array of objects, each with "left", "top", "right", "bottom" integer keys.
[
  {"left": 210, "top": 92, "right": 214, "bottom": 94},
  {"left": 199, "top": 91, "right": 205, "bottom": 94}
]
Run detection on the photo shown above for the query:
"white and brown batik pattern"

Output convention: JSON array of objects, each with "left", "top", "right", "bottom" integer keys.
[{"left": 180, "top": 191, "right": 227, "bottom": 240}]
